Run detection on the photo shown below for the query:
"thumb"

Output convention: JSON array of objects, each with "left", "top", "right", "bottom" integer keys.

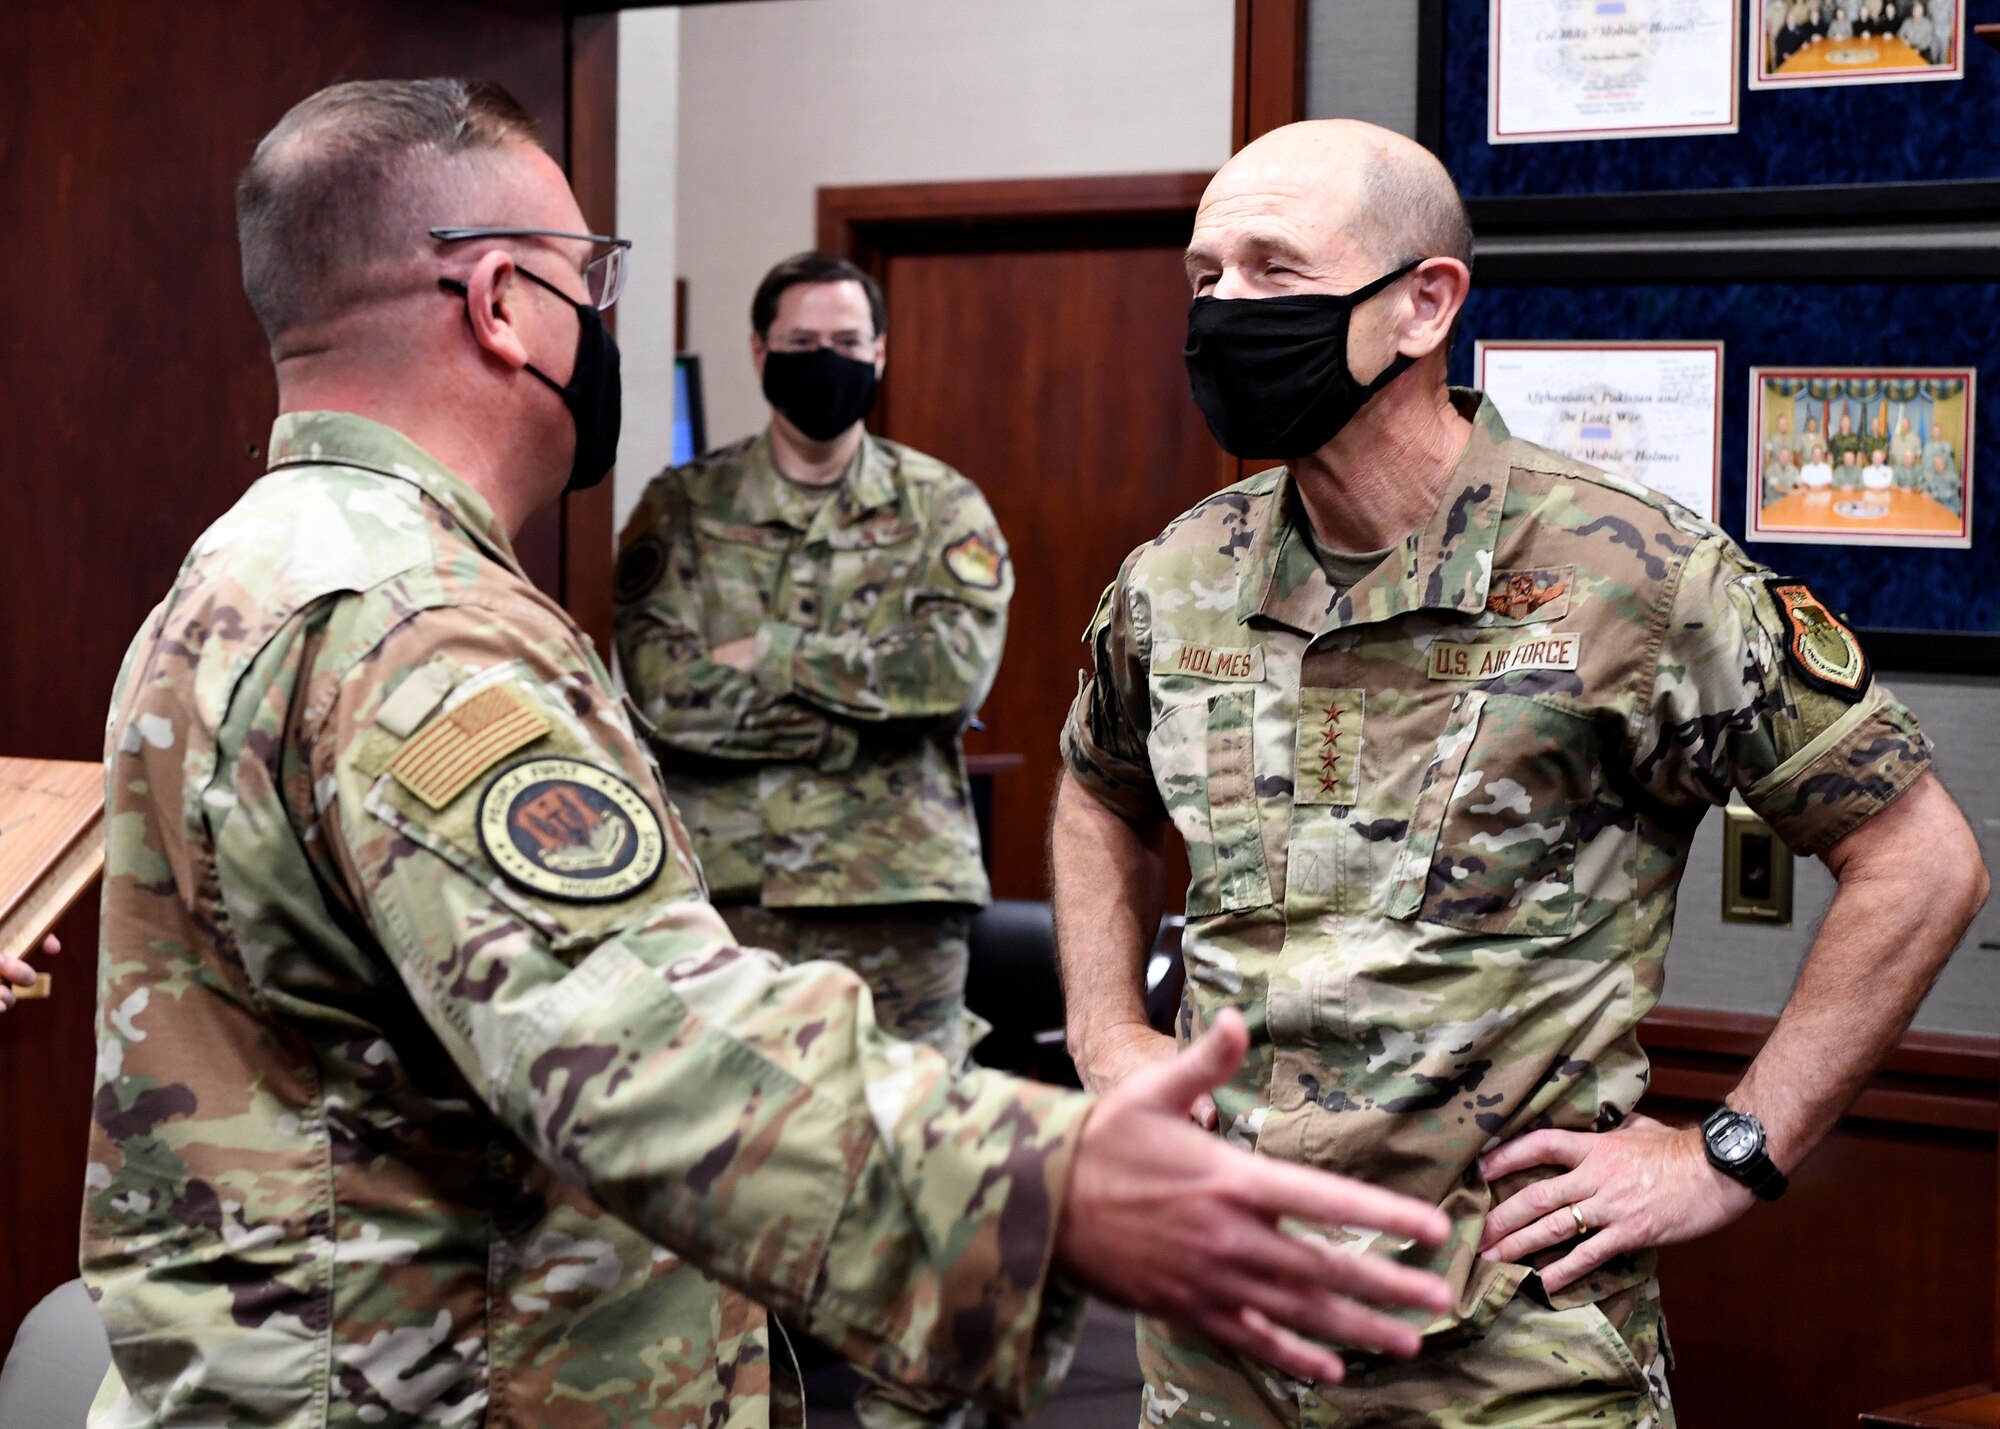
[{"left": 1123, "top": 1008, "right": 1248, "bottom": 1116}]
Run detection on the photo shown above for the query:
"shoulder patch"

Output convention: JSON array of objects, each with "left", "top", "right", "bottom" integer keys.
[
  {"left": 477, "top": 757, "right": 665, "bottom": 903},
  {"left": 390, "top": 685, "right": 551, "bottom": 809},
  {"left": 1766, "top": 579, "right": 1871, "bottom": 701},
  {"left": 614, "top": 532, "right": 668, "bottom": 604},
  {"left": 942, "top": 532, "right": 1005, "bottom": 590}
]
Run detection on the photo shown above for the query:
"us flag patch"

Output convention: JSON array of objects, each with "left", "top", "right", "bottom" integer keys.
[{"left": 390, "top": 685, "right": 551, "bottom": 809}]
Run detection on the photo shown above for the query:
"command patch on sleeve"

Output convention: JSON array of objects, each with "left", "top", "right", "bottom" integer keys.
[
  {"left": 390, "top": 685, "right": 551, "bottom": 809},
  {"left": 477, "top": 757, "right": 665, "bottom": 903},
  {"left": 1766, "top": 578, "right": 1871, "bottom": 701},
  {"left": 614, "top": 532, "right": 669, "bottom": 604},
  {"left": 942, "top": 532, "right": 1005, "bottom": 590}
]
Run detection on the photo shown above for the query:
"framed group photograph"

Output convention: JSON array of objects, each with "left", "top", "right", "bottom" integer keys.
[
  {"left": 1488, "top": 0, "right": 1740, "bottom": 145},
  {"left": 1749, "top": 0, "right": 1963, "bottom": 89},
  {"left": 1476, "top": 340, "right": 1725, "bottom": 520},
  {"left": 1747, "top": 366, "right": 1973, "bottom": 547}
]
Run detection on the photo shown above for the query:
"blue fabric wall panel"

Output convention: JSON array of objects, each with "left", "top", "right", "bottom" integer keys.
[
  {"left": 1445, "top": 0, "right": 2000, "bottom": 197},
  {"left": 1448, "top": 280, "right": 1998, "bottom": 631}
]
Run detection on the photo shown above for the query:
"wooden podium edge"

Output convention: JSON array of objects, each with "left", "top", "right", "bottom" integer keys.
[{"left": 0, "top": 810, "right": 107, "bottom": 994}]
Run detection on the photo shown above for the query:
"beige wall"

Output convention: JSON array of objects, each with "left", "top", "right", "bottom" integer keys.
[
  {"left": 615, "top": 7, "right": 681, "bottom": 536},
  {"left": 617, "top": 0, "right": 1233, "bottom": 473}
]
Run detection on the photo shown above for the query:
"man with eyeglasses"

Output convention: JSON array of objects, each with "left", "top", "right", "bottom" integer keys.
[
  {"left": 613, "top": 257, "right": 1012, "bottom": 1427},
  {"left": 614, "top": 256, "right": 1004, "bottom": 1077},
  {"left": 84, "top": 79, "right": 1455, "bottom": 1429}
]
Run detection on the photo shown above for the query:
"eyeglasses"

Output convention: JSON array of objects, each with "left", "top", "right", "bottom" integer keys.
[{"left": 429, "top": 226, "right": 631, "bottom": 310}]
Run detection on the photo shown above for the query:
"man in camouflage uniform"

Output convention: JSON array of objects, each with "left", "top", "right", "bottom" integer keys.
[
  {"left": 84, "top": 83, "right": 1457, "bottom": 1429},
  {"left": 1922, "top": 425, "right": 1958, "bottom": 481},
  {"left": 1052, "top": 120, "right": 1988, "bottom": 1429},
  {"left": 1825, "top": 408, "right": 1873, "bottom": 467},
  {"left": 1759, "top": 411, "right": 1793, "bottom": 470},
  {"left": 1892, "top": 414, "right": 1926, "bottom": 485},
  {"left": 615, "top": 253, "right": 1005, "bottom": 1076}
]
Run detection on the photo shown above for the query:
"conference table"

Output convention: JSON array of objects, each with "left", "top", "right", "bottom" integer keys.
[
  {"left": 1759, "top": 486, "right": 1963, "bottom": 537},
  {"left": 1776, "top": 35, "right": 1932, "bottom": 75}
]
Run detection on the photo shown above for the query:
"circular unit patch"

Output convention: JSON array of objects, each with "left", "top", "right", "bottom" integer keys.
[
  {"left": 478, "top": 757, "right": 665, "bottom": 903},
  {"left": 614, "top": 533, "right": 669, "bottom": 603}
]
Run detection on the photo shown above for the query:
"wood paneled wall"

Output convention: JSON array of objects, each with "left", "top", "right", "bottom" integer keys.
[
  {"left": 1641, "top": 1011, "right": 1999, "bottom": 1424},
  {"left": 0, "top": 0, "right": 608, "bottom": 1350}
]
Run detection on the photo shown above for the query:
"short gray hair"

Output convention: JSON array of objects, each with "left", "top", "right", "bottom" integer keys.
[
  {"left": 236, "top": 78, "right": 540, "bottom": 342},
  {"left": 1354, "top": 147, "right": 1474, "bottom": 273}
]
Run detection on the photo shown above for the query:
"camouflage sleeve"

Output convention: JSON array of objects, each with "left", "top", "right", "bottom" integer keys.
[
  {"left": 753, "top": 478, "right": 1011, "bottom": 725},
  {"left": 1634, "top": 536, "right": 1931, "bottom": 856},
  {"left": 1058, "top": 562, "right": 1165, "bottom": 823},
  {"left": 614, "top": 476, "right": 852, "bottom": 766},
  {"left": 315, "top": 592, "right": 1090, "bottom": 1414}
]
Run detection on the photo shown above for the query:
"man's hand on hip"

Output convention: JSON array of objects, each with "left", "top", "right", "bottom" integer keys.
[
  {"left": 1054, "top": 1009, "right": 1453, "bottom": 1386},
  {"left": 1070, "top": 1021, "right": 1217, "bottom": 1129},
  {"left": 1476, "top": 1112, "right": 1755, "bottom": 1294}
]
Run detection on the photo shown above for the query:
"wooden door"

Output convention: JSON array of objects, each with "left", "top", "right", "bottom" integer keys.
[
  {"left": 821, "top": 175, "right": 1232, "bottom": 902},
  {"left": 0, "top": 0, "right": 611, "bottom": 1350}
]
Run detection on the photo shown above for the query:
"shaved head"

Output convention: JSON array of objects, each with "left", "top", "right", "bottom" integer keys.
[
  {"left": 1352, "top": 135, "right": 1473, "bottom": 271},
  {"left": 1187, "top": 121, "right": 1470, "bottom": 297}
]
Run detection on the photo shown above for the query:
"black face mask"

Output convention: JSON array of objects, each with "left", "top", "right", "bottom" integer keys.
[
  {"left": 1183, "top": 259, "right": 1424, "bottom": 460},
  {"left": 442, "top": 268, "right": 622, "bottom": 492},
  {"left": 761, "top": 346, "right": 879, "bottom": 442}
]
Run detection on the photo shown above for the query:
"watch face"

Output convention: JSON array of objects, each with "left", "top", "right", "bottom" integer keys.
[{"left": 1710, "top": 1116, "right": 1758, "bottom": 1165}]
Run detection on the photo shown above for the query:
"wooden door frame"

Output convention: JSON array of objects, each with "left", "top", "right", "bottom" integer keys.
[
  {"left": 817, "top": 171, "right": 1213, "bottom": 274},
  {"left": 561, "top": 10, "right": 617, "bottom": 657},
  {"left": 1233, "top": 0, "right": 1306, "bottom": 150}
]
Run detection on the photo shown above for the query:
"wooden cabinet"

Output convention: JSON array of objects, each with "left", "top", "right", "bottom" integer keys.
[{"left": 0, "top": 0, "right": 612, "bottom": 1350}]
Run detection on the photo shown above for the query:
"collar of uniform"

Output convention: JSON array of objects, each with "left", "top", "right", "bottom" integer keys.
[
  {"left": 1238, "top": 388, "right": 1509, "bottom": 636},
  {"left": 736, "top": 426, "right": 901, "bottom": 531},
  {"left": 264, "top": 411, "right": 524, "bottom": 575}
]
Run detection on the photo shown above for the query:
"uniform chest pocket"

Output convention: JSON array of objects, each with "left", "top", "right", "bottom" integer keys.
[
  {"left": 1150, "top": 689, "right": 1274, "bottom": 919},
  {"left": 693, "top": 519, "right": 791, "bottom": 634},
  {"left": 1388, "top": 692, "right": 1596, "bottom": 937},
  {"left": 821, "top": 530, "right": 921, "bottom": 630}
]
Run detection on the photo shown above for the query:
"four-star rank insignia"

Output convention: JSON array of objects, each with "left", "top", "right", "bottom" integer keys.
[
  {"left": 1765, "top": 579, "right": 1871, "bottom": 701},
  {"left": 942, "top": 533, "right": 1005, "bottom": 590},
  {"left": 478, "top": 757, "right": 665, "bottom": 902}
]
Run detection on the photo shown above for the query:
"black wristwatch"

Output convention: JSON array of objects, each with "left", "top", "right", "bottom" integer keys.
[{"left": 1700, "top": 1107, "right": 1789, "bottom": 1201}]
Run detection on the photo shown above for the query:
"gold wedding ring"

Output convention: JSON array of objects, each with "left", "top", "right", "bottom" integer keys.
[{"left": 1569, "top": 1203, "right": 1589, "bottom": 1237}]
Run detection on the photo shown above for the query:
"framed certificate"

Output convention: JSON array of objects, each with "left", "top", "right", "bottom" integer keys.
[
  {"left": 1475, "top": 340, "right": 1725, "bottom": 521},
  {"left": 1488, "top": 0, "right": 1741, "bottom": 144},
  {"left": 1433, "top": 0, "right": 2000, "bottom": 207},
  {"left": 1747, "top": 366, "right": 1973, "bottom": 548}
]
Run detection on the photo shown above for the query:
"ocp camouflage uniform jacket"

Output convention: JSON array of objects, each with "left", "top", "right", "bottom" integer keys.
[
  {"left": 1062, "top": 390, "right": 1928, "bottom": 1337},
  {"left": 613, "top": 430, "right": 1009, "bottom": 908},
  {"left": 85, "top": 412, "right": 1085, "bottom": 1429}
]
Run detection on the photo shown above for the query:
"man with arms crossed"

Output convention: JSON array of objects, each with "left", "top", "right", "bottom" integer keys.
[
  {"left": 1054, "top": 120, "right": 1987, "bottom": 1428},
  {"left": 615, "top": 252, "right": 1000, "bottom": 1080},
  {"left": 84, "top": 84, "right": 1452, "bottom": 1429}
]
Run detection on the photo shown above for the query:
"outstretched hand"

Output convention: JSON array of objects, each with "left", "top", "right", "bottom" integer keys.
[
  {"left": 1477, "top": 1113, "right": 1754, "bottom": 1294},
  {"left": 0, "top": 934, "right": 59, "bottom": 1013},
  {"left": 1055, "top": 1009, "right": 1453, "bottom": 1386}
]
